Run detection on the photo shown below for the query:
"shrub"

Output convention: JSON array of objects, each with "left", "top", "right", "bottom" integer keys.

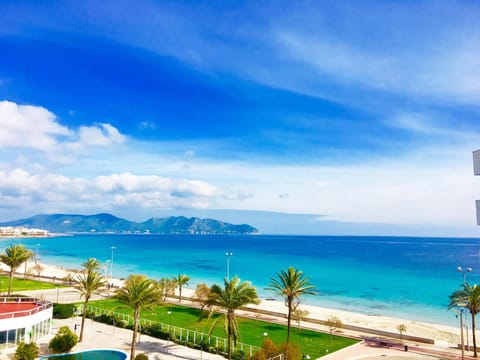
[
  {"left": 90, "top": 312, "right": 127, "bottom": 328},
  {"left": 96, "top": 313, "right": 116, "bottom": 325},
  {"left": 135, "top": 354, "right": 149, "bottom": 360},
  {"left": 15, "top": 341, "right": 39, "bottom": 360},
  {"left": 249, "top": 338, "right": 279, "bottom": 360},
  {"left": 120, "top": 319, "right": 129, "bottom": 328},
  {"left": 279, "top": 342, "right": 301, "bottom": 360},
  {"left": 232, "top": 350, "right": 246, "bottom": 360},
  {"left": 49, "top": 326, "right": 78, "bottom": 353},
  {"left": 53, "top": 303, "right": 76, "bottom": 319},
  {"left": 141, "top": 324, "right": 169, "bottom": 339}
]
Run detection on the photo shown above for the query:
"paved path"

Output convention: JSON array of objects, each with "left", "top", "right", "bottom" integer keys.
[{"left": 1, "top": 315, "right": 225, "bottom": 360}]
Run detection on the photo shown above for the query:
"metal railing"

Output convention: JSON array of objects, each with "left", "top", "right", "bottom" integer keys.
[
  {"left": 0, "top": 297, "right": 52, "bottom": 319},
  {"left": 86, "top": 305, "right": 260, "bottom": 356}
]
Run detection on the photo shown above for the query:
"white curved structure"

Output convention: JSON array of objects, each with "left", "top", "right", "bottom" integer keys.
[{"left": 0, "top": 297, "right": 53, "bottom": 349}]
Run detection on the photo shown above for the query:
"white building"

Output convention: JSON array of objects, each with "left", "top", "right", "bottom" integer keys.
[{"left": 0, "top": 297, "right": 52, "bottom": 349}]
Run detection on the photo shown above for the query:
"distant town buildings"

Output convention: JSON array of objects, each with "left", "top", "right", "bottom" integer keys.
[{"left": 0, "top": 226, "right": 49, "bottom": 237}]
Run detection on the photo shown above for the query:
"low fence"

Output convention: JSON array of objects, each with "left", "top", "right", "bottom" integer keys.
[{"left": 86, "top": 305, "right": 260, "bottom": 356}]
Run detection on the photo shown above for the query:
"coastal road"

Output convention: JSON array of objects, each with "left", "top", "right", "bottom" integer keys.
[{"left": 20, "top": 287, "right": 110, "bottom": 304}]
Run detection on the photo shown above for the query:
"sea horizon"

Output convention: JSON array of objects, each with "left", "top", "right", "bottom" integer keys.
[{"left": 2, "top": 233, "right": 479, "bottom": 327}]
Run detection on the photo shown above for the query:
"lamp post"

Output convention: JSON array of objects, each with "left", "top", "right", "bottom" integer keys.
[
  {"left": 458, "top": 302, "right": 467, "bottom": 360},
  {"left": 110, "top": 246, "right": 116, "bottom": 279},
  {"left": 225, "top": 252, "right": 233, "bottom": 280},
  {"left": 167, "top": 310, "right": 172, "bottom": 352},
  {"left": 457, "top": 266, "right": 472, "bottom": 284},
  {"left": 457, "top": 266, "right": 472, "bottom": 350}
]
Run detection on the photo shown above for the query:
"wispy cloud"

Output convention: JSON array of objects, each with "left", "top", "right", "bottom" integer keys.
[
  {"left": 274, "top": 28, "right": 480, "bottom": 105},
  {"left": 388, "top": 113, "right": 480, "bottom": 141}
]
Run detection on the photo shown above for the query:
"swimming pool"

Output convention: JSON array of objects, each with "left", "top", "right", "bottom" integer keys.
[{"left": 40, "top": 349, "right": 128, "bottom": 360}]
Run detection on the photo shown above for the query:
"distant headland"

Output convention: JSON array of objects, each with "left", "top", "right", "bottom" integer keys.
[{"left": 0, "top": 213, "right": 259, "bottom": 235}]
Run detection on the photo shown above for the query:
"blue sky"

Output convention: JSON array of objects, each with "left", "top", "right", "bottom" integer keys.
[{"left": 0, "top": 0, "right": 480, "bottom": 235}]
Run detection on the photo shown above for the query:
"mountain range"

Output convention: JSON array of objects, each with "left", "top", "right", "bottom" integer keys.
[{"left": 0, "top": 213, "right": 259, "bottom": 235}]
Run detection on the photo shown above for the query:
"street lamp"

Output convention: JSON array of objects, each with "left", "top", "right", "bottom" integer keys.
[
  {"left": 457, "top": 266, "right": 472, "bottom": 284},
  {"left": 225, "top": 252, "right": 233, "bottom": 280},
  {"left": 110, "top": 246, "right": 116, "bottom": 279},
  {"left": 458, "top": 302, "right": 467, "bottom": 360},
  {"left": 457, "top": 266, "right": 472, "bottom": 350},
  {"left": 167, "top": 310, "right": 172, "bottom": 352}
]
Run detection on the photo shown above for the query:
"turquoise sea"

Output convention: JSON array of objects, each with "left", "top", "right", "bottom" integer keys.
[{"left": 3, "top": 234, "right": 480, "bottom": 326}]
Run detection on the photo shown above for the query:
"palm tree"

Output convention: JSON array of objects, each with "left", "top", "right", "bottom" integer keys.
[
  {"left": 267, "top": 267, "right": 317, "bottom": 343},
  {"left": 115, "top": 275, "right": 162, "bottom": 360},
  {"left": 74, "top": 258, "right": 106, "bottom": 342},
  {"left": 208, "top": 276, "right": 260, "bottom": 360},
  {"left": 0, "top": 244, "right": 34, "bottom": 296},
  {"left": 449, "top": 283, "right": 480, "bottom": 357},
  {"left": 82, "top": 258, "right": 102, "bottom": 272},
  {"left": 175, "top": 274, "right": 190, "bottom": 302},
  {"left": 158, "top": 277, "right": 176, "bottom": 303}
]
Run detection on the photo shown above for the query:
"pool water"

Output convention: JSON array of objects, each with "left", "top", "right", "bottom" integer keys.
[{"left": 41, "top": 350, "right": 127, "bottom": 360}]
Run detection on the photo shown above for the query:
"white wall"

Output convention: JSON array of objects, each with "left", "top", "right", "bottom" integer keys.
[{"left": 0, "top": 306, "right": 52, "bottom": 331}]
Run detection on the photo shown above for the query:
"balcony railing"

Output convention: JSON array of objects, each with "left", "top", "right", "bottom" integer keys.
[{"left": 0, "top": 297, "right": 52, "bottom": 319}]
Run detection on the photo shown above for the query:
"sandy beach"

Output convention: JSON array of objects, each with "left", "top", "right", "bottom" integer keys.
[{"left": 0, "top": 260, "right": 463, "bottom": 347}]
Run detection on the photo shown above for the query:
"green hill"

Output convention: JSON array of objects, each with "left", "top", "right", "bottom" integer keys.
[{"left": 0, "top": 213, "right": 258, "bottom": 235}]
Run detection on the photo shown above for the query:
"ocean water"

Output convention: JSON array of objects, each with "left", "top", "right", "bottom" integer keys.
[{"left": 3, "top": 234, "right": 480, "bottom": 326}]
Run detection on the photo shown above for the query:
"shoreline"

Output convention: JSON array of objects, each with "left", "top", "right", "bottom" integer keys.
[{"left": 0, "top": 260, "right": 462, "bottom": 347}]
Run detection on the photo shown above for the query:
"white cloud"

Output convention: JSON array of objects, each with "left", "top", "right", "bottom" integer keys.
[
  {"left": 0, "top": 169, "right": 230, "bottom": 215},
  {"left": 0, "top": 140, "right": 477, "bottom": 232},
  {"left": 66, "top": 123, "right": 126, "bottom": 151},
  {"left": 0, "top": 100, "right": 70, "bottom": 151},
  {"left": 156, "top": 143, "right": 478, "bottom": 228},
  {"left": 0, "top": 101, "right": 126, "bottom": 165}
]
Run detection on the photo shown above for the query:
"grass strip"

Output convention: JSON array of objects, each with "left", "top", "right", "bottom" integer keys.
[
  {"left": 0, "top": 275, "right": 66, "bottom": 292},
  {"left": 87, "top": 299, "right": 358, "bottom": 358}
]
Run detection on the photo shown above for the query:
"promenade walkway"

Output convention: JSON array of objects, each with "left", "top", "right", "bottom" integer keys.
[{"left": 3, "top": 287, "right": 470, "bottom": 360}]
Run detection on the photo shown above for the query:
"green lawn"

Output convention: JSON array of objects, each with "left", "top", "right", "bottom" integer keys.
[
  {"left": 0, "top": 275, "right": 65, "bottom": 293},
  {"left": 87, "top": 299, "right": 358, "bottom": 358}
]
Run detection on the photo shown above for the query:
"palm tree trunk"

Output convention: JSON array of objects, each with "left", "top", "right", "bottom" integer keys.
[
  {"left": 7, "top": 270, "right": 13, "bottom": 296},
  {"left": 179, "top": 286, "right": 182, "bottom": 302},
  {"left": 472, "top": 313, "right": 477, "bottom": 357},
  {"left": 131, "top": 308, "right": 139, "bottom": 360},
  {"left": 286, "top": 297, "right": 292, "bottom": 343},
  {"left": 227, "top": 311, "right": 232, "bottom": 360},
  {"left": 79, "top": 298, "right": 89, "bottom": 342}
]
